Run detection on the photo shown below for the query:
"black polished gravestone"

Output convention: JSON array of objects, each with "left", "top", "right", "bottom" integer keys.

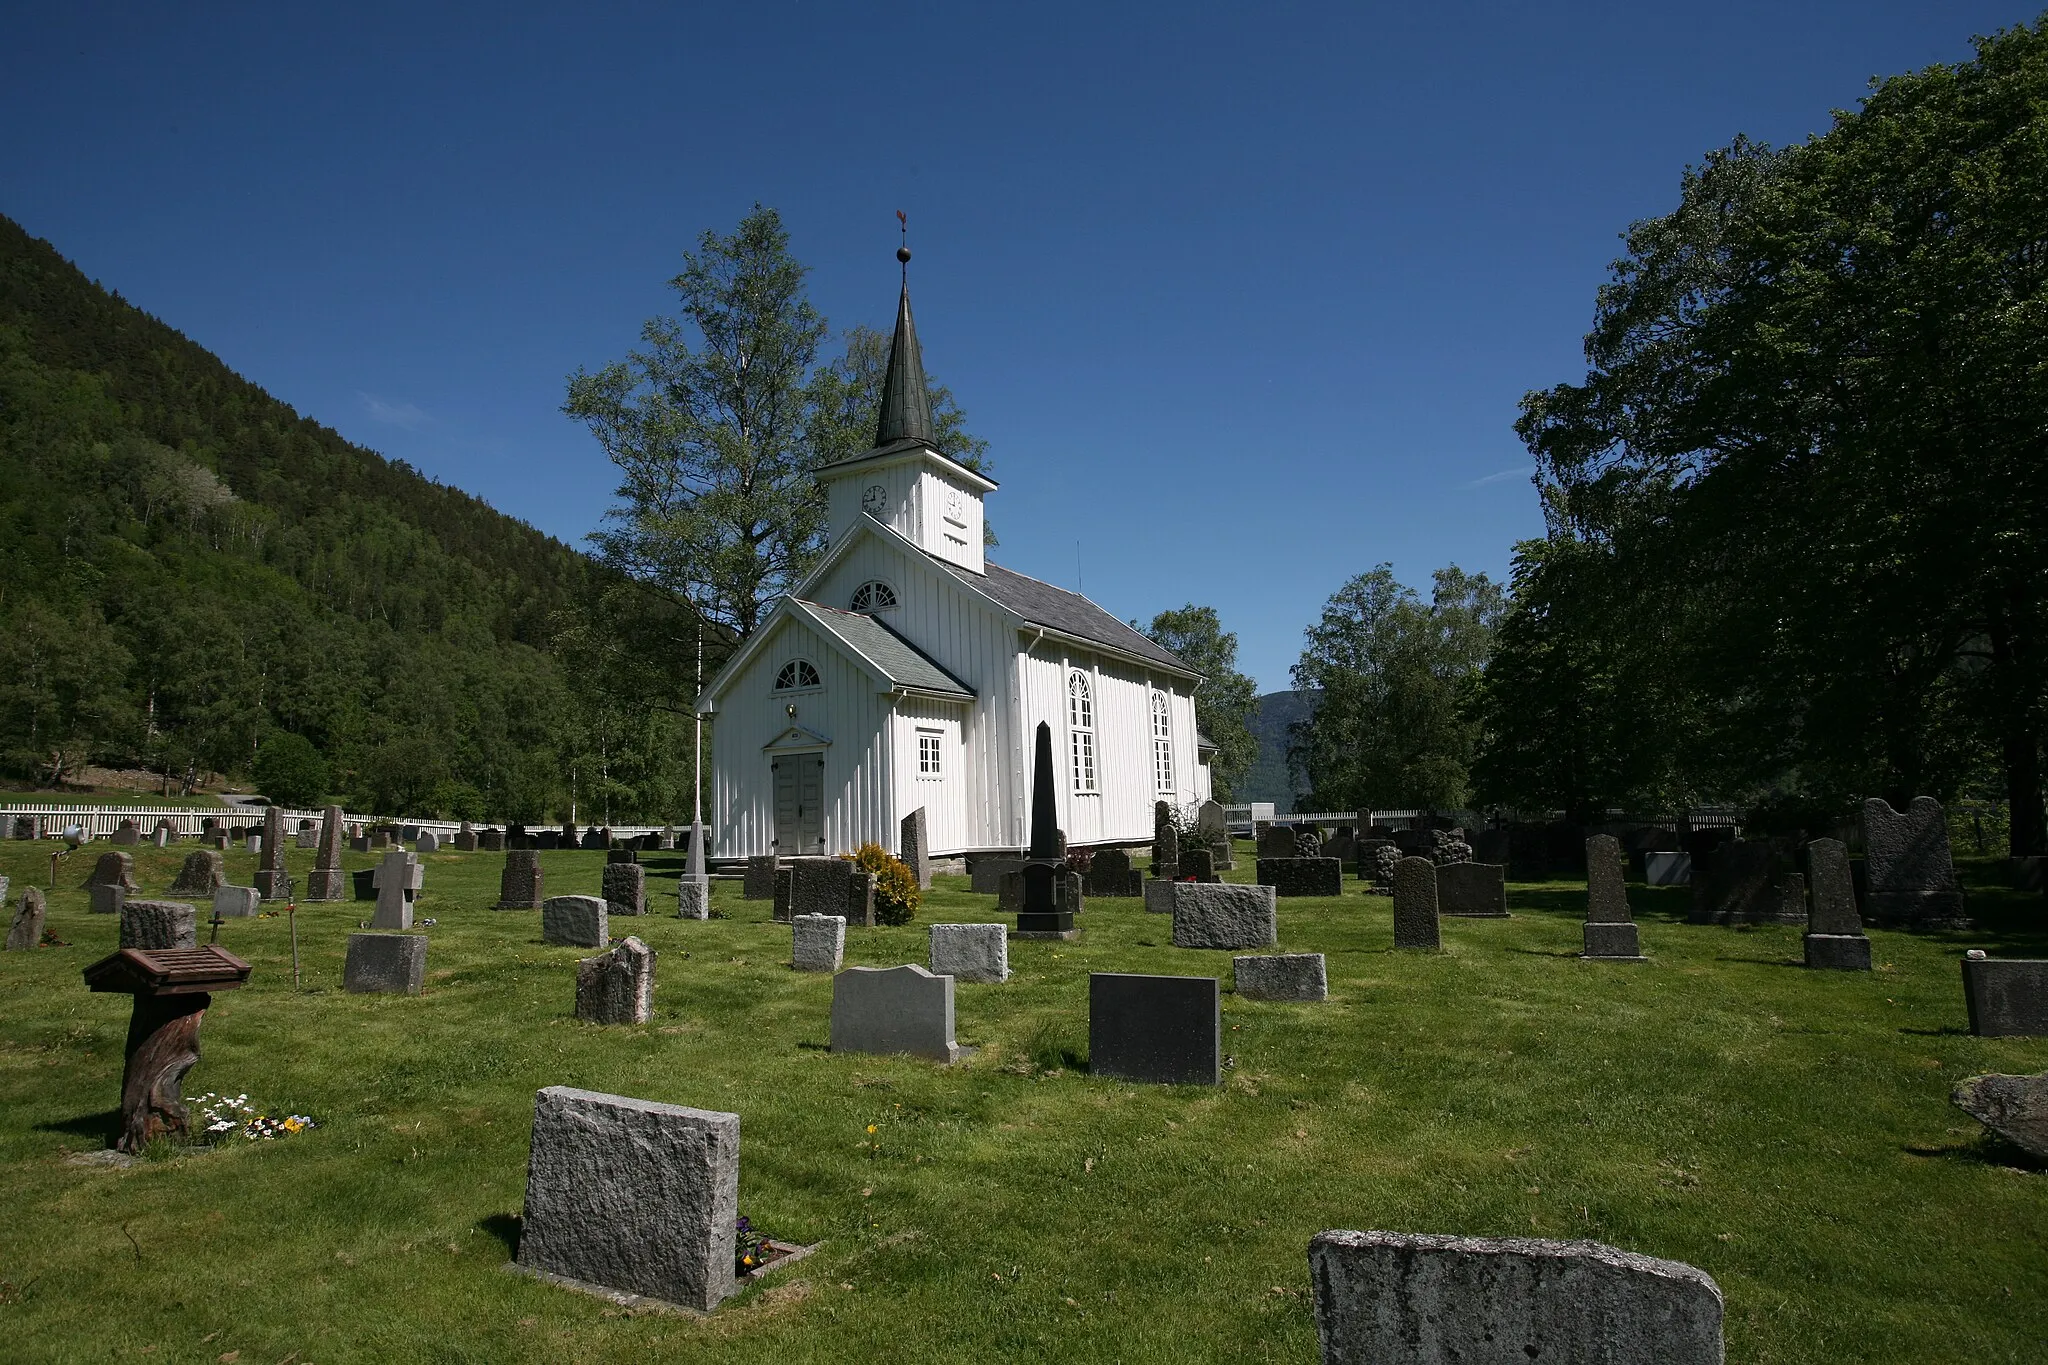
[
  {"left": 1088, "top": 973, "right": 1220, "bottom": 1085},
  {"left": 1016, "top": 722, "right": 1076, "bottom": 940},
  {"left": 352, "top": 868, "right": 378, "bottom": 901}
]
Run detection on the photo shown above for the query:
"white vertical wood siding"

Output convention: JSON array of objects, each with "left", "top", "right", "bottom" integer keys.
[
  {"left": 892, "top": 699, "right": 968, "bottom": 853},
  {"left": 913, "top": 466, "right": 985, "bottom": 573},
  {"left": 821, "top": 457, "right": 985, "bottom": 574}
]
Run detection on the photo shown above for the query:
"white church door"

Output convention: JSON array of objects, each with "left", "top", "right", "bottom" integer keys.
[{"left": 771, "top": 754, "right": 826, "bottom": 856}]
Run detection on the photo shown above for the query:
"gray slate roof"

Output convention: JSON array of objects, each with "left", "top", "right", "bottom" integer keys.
[
  {"left": 797, "top": 602, "right": 975, "bottom": 698},
  {"left": 942, "top": 560, "right": 1197, "bottom": 676}
]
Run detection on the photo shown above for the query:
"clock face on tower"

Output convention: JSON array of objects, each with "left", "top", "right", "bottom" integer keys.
[
  {"left": 944, "top": 488, "right": 966, "bottom": 524},
  {"left": 861, "top": 484, "right": 888, "bottom": 516}
]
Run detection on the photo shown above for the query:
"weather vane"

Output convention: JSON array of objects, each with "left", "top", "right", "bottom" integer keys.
[{"left": 896, "top": 209, "right": 910, "bottom": 270}]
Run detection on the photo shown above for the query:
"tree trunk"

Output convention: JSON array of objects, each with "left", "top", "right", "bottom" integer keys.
[{"left": 117, "top": 993, "right": 209, "bottom": 1153}]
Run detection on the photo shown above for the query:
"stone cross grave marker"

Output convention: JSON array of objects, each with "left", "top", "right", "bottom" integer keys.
[{"left": 372, "top": 851, "right": 422, "bottom": 931}]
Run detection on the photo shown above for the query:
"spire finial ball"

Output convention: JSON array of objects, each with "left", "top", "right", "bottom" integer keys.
[{"left": 897, "top": 246, "right": 912, "bottom": 264}]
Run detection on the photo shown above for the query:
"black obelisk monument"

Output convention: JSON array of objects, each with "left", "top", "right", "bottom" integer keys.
[{"left": 1015, "top": 722, "right": 1076, "bottom": 939}]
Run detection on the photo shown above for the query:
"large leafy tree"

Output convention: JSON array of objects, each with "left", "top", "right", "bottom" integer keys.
[
  {"left": 1140, "top": 605, "right": 1259, "bottom": 801},
  {"left": 1289, "top": 565, "right": 1503, "bottom": 812},
  {"left": 1503, "top": 18, "right": 2048, "bottom": 849}
]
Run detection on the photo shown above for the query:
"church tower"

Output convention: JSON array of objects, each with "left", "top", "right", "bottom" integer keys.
[{"left": 817, "top": 237, "right": 995, "bottom": 573}]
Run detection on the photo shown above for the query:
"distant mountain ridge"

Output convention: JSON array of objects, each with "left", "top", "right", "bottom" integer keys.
[{"left": 1239, "top": 688, "right": 1317, "bottom": 807}]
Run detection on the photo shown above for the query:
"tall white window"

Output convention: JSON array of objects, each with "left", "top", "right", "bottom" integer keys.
[
  {"left": 1151, "top": 691, "right": 1174, "bottom": 792},
  {"left": 1068, "top": 670, "right": 1097, "bottom": 793},
  {"left": 918, "top": 729, "right": 943, "bottom": 778}
]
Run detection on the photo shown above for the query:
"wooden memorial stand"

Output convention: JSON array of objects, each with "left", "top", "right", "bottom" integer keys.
[{"left": 83, "top": 946, "right": 252, "bottom": 1152}]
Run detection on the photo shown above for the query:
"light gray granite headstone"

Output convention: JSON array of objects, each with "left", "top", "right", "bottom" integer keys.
[
  {"left": 1169, "top": 882, "right": 1278, "bottom": 949},
  {"left": 576, "top": 936, "right": 655, "bottom": 1025},
  {"left": 515, "top": 1087, "right": 739, "bottom": 1313},
  {"left": 602, "top": 861, "right": 646, "bottom": 918},
  {"left": 1392, "top": 857, "right": 1440, "bottom": 949},
  {"left": 929, "top": 922, "right": 1009, "bottom": 983},
  {"left": 295, "top": 827, "right": 319, "bottom": 848},
  {"left": 497, "top": 849, "right": 544, "bottom": 910},
  {"left": 6, "top": 888, "right": 45, "bottom": 951},
  {"left": 830, "top": 964, "right": 960, "bottom": 1062},
  {"left": 372, "top": 851, "right": 420, "bottom": 930},
  {"left": 1234, "top": 953, "right": 1327, "bottom": 1002},
  {"left": 120, "top": 899, "right": 197, "bottom": 950},
  {"left": 543, "top": 895, "right": 609, "bottom": 948},
  {"left": 212, "top": 885, "right": 261, "bottom": 919},
  {"left": 900, "top": 806, "right": 932, "bottom": 891},
  {"left": 675, "top": 875, "right": 710, "bottom": 921},
  {"left": 1951, "top": 1070, "right": 2048, "bottom": 1160},
  {"left": 344, "top": 932, "right": 427, "bottom": 994},
  {"left": 792, "top": 914, "right": 845, "bottom": 972},
  {"left": 89, "top": 883, "right": 126, "bottom": 916},
  {"left": 1308, "top": 1230, "right": 1724, "bottom": 1364}
]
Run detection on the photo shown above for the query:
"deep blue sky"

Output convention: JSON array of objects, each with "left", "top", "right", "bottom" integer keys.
[{"left": 4, "top": 3, "right": 2037, "bottom": 691}]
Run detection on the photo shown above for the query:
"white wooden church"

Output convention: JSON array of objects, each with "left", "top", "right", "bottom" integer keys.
[{"left": 697, "top": 251, "right": 1211, "bottom": 859}]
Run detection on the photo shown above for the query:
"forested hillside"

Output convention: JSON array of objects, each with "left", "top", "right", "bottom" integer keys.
[{"left": 0, "top": 213, "right": 669, "bottom": 821}]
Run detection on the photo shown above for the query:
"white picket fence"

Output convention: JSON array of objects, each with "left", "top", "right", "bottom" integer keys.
[{"left": 1, "top": 803, "right": 673, "bottom": 843}]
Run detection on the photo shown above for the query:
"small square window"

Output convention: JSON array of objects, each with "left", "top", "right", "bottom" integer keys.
[{"left": 918, "top": 730, "right": 943, "bottom": 777}]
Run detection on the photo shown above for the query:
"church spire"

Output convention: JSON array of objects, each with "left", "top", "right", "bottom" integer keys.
[{"left": 874, "top": 215, "right": 936, "bottom": 448}]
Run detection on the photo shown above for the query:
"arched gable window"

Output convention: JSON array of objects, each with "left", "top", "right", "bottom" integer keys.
[
  {"left": 1068, "top": 671, "right": 1097, "bottom": 792},
  {"left": 850, "top": 580, "right": 899, "bottom": 612},
  {"left": 1151, "top": 690, "right": 1174, "bottom": 792},
  {"left": 774, "top": 659, "right": 821, "bottom": 691}
]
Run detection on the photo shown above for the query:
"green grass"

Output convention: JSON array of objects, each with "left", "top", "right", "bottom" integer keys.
[{"left": 1, "top": 841, "right": 2043, "bottom": 1363}]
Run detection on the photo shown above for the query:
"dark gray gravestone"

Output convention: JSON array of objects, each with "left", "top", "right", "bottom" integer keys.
[
  {"left": 1308, "top": 1231, "right": 1724, "bottom": 1365},
  {"left": 1583, "top": 834, "right": 1644, "bottom": 960},
  {"left": 1803, "top": 838, "right": 1870, "bottom": 970},
  {"left": 1438, "top": 862, "right": 1508, "bottom": 917},
  {"left": 1233, "top": 953, "right": 1327, "bottom": 1002},
  {"left": 1471, "top": 828, "right": 1511, "bottom": 866},
  {"left": 496, "top": 850, "right": 544, "bottom": 910},
  {"left": 542, "top": 895, "right": 608, "bottom": 948},
  {"left": 1862, "top": 797, "right": 1967, "bottom": 927},
  {"left": 478, "top": 828, "right": 505, "bottom": 852},
  {"left": 344, "top": 933, "right": 427, "bottom": 994},
  {"left": 969, "top": 856, "right": 1025, "bottom": 894},
  {"left": 120, "top": 900, "right": 197, "bottom": 950},
  {"left": 743, "top": 854, "right": 779, "bottom": 900},
  {"left": 455, "top": 821, "right": 478, "bottom": 852},
  {"left": 255, "top": 806, "right": 290, "bottom": 901},
  {"left": 900, "top": 806, "right": 932, "bottom": 891},
  {"left": 1689, "top": 840, "right": 1777, "bottom": 924},
  {"left": 830, "top": 964, "right": 960, "bottom": 1062},
  {"left": 602, "top": 861, "right": 646, "bottom": 918},
  {"left": 1153, "top": 821, "right": 1180, "bottom": 881},
  {"left": 1180, "top": 847, "right": 1216, "bottom": 882},
  {"left": 89, "top": 883, "right": 126, "bottom": 917},
  {"left": 1962, "top": 958, "right": 2048, "bottom": 1037},
  {"left": 1089, "top": 973, "right": 1219, "bottom": 1085},
  {"left": 110, "top": 819, "right": 140, "bottom": 846},
  {"left": 1258, "top": 858, "right": 1343, "bottom": 897},
  {"left": 576, "top": 936, "right": 655, "bottom": 1024},
  {"left": 1392, "top": 857, "right": 1440, "bottom": 949},
  {"left": 1256, "top": 825, "right": 1298, "bottom": 861},
  {"left": 1082, "top": 848, "right": 1142, "bottom": 897},
  {"left": 83, "top": 852, "right": 138, "bottom": 892},
  {"left": 169, "top": 850, "right": 226, "bottom": 896},
  {"left": 306, "top": 804, "right": 346, "bottom": 901},
  {"left": 6, "top": 888, "right": 46, "bottom": 950}
]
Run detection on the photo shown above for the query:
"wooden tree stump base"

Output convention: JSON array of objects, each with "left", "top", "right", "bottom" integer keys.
[{"left": 119, "top": 992, "right": 209, "bottom": 1152}]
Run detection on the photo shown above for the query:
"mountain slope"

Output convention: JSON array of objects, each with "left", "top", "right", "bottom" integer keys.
[{"left": 1240, "top": 688, "right": 1317, "bottom": 807}]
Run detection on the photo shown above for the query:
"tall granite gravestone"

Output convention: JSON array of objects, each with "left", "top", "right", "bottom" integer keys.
[
  {"left": 7, "top": 887, "right": 46, "bottom": 950},
  {"left": 1583, "top": 834, "right": 1645, "bottom": 960},
  {"left": 1308, "top": 1231, "right": 1725, "bottom": 1365},
  {"left": 1089, "top": 973, "right": 1220, "bottom": 1085},
  {"left": 304, "top": 805, "right": 346, "bottom": 901},
  {"left": 121, "top": 900, "right": 198, "bottom": 950},
  {"left": 576, "top": 937, "right": 655, "bottom": 1025},
  {"left": 603, "top": 862, "right": 647, "bottom": 918},
  {"left": 254, "top": 806, "right": 291, "bottom": 902},
  {"left": 900, "top": 806, "right": 932, "bottom": 891},
  {"left": 169, "top": 849, "right": 226, "bottom": 896},
  {"left": 514, "top": 1087, "right": 740, "bottom": 1314},
  {"left": 1862, "top": 797, "right": 1968, "bottom": 927},
  {"left": 111, "top": 819, "right": 140, "bottom": 846},
  {"left": 1689, "top": 840, "right": 1778, "bottom": 924},
  {"left": 372, "top": 851, "right": 422, "bottom": 930},
  {"left": 1438, "top": 862, "right": 1508, "bottom": 917},
  {"left": 1168, "top": 882, "right": 1279, "bottom": 949},
  {"left": 1803, "top": 837, "right": 1871, "bottom": 970},
  {"left": 1198, "top": 800, "right": 1232, "bottom": 870},
  {"left": 743, "top": 855, "right": 780, "bottom": 901},
  {"left": 1961, "top": 957, "right": 2048, "bottom": 1037},
  {"left": 1392, "top": 857, "right": 1441, "bottom": 950},
  {"left": 1233, "top": 953, "right": 1327, "bottom": 1002},
  {"left": 830, "top": 965, "right": 961, "bottom": 1062},
  {"left": 929, "top": 922, "right": 1009, "bottom": 983},
  {"left": 497, "top": 849, "right": 545, "bottom": 909},
  {"left": 344, "top": 933, "right": 428, "bottom": 994},
  {"left": 1083, "top": 848, "right": 1143, "bottom": 897},
  {"left": 543, "top": 895, "right": 609, "bottom": 948},
  {"left": 83, "top": 852, "right": 138, "bottom": 892},
  {"left": 1017, "top": 723, "right": 1076, "bottom": 940},
  {"left": 455, "top": 821, "right": 478, "bottom": 852},
  {"left": 792, "top": 914, "right": 845, "bottom": 972}
]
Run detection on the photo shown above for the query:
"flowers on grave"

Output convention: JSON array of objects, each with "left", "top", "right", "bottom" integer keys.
[
  {"left": 843, "top": 842, "right": 920, "bottom": 925},
  {"left": 735, "top": 1215, "right": 767, "bottom": 1274},
  {"left": 192, "top": 1092, "right": 319, "bottom": 1143}
]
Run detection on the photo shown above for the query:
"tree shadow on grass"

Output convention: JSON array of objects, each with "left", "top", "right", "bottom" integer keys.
[
  {"left": 1898, "top": 1025, "right": 1973, "bottom": 1037},
  {"left": 795, "top": 1040, "right": 829, "bottom": 1051},
  {"left": 35, "top": 1109, "right": 119, "bottom": 1145},
  {"left": 1506, "top": 947, "right": 1583, "bottom": 959},
  {"left": 476, "top": 1213, "right": 521, "bottom": 1257}
]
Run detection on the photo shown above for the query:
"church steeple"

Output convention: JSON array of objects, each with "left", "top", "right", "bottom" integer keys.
[{"left": 874, "top": 233, "right": 936, "bottom": 448}]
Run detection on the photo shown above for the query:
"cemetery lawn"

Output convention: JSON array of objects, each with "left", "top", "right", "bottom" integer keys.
[{"left": 2, "top": 844, "right": 2044, "bottom": 1364}]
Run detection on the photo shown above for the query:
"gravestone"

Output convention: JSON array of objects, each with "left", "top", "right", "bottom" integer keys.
[
  {"left": 255, "top": 806, "right": 290, "bottom": 901},
  {"left": 1294, "top": 827, "right": 1324, "bottom": 858},
  {"left": 295, "top": 826, "right": 319, "bottom": 849},
  {"left": 212, "top": 886, "right": 261, "bottom": 919},
  {"left": 743, "top": 855, "right": 780, "bottom": 900},
  {"left": 1083, "top": 848, "right": 1143, "bottom": 897},
  {"left": 1089, "top": 973, "right": 1220, "bottom": 1085},
  {"left": 1233, "top": 953, "right": 1327, "bottom": 1002},
  {"left": 1257, "top": 858, "right": 1343, "bottom": 897},
  {"left": 970, "top": 857, "right": 1026, "bottom": 894},
  {"left": 455, "top": 821, "right": 478, "bottom": 852},
  {"left": 1583, "top": 834, "right": 1644, "bottom": 961},
  {"left": 676, "top": 875, "right": 710, "bottom": 920},
  {"left": 168, "top": 847, "right": 227, "bottom": 900},
  {"left": 1308, "top": 1231, "right": 1724, "bottom": 1365},
  {"left": 352, "top": 868, "right": 378, "bottom": 901},
  {"left": 784, "top": 857, "right": 872, "bottom": 927},
  {"left": 83, "top": 852, "right": 138, "bottom": 892},
  {"left": 1803, "top": 837, "right": 1870, "bottom": 970},
  {"left": 792, "top": 914, "right": 846, "bottom": 972},
  {"left": 607, "top": 847, "right": 639, "bottom": 866},
  {"left": 1356, "top": 839, "right": 1397, "bottom": 882},
  {"left": 830, "top": 964, "right": 960, "bottom": 1062},
  {"left": 1950, "top": 1071, "right": 2048, "bottom": 1160},
  {"left": 343, "top": 933, "right": 428, "bottom": 994},
  {"left": 603, "top": 861, "right": 647, "bottom": 918},
  {"left": 514, "top": 1087, "right": 739, "bottom": 1314},
  {"left": 1863, "top": 797, "right": 1968, "bottom": 927},
  {"left": 1257, "top": 825, "right": 1299, "bottom": 861},
  {"left": 772, "top": 867, "right": 792, "bottom": 920},
  {"left": 1689, "top": 840, "right": 1778, "bottom": 924},
  {"left": 111, "top": 819, "right": 140, "bottom": 846},
  {"left": 153, "top": 821, "right": 175, "bottom": 848},
  {"left": 305, "top": 805, "right": 346, "bottom": 901},
  {"left": 1325, "top": 830, "right": 1357, "bottom": 865},
  {"left": 1437, "top": 862, "right": 1508, "bottom": 917},
  {"left": 1962, "top": 958, "right": 2048, "bottom": 1037},
  {"left": 89, "top": 883, "right": 127, "bottom": 916},
  {"left": 478, "top": 828, "right": 504, "bottom": 852},
  {"left": 1645, "top": 850, "right": 1692, "bottom": 886},
  {"left": 576, "top": 936, "right": 655, "bottom": 1025},
  {"left": 1152, "top": 820, "right": 1180, "bottom": 881},
  {"left": 1169, "top": 882, "right": 1278, "bottom": 949},
  {"left": 900, "top": 807, "right": 932, "bottom": 891},
  {"left": 417, "top": 829, "right": 441, "bottom": 853},
  {"left": 497, "top": 850, "right": 545, "bottom": 909},
  {"left": 929, "top": 922, "right": 1008, "bottom": 984},
  {"left": 1392, "top": 857, "right": 1441, "bottom": 950},
  {"left": 372, "top": 851, "right": 422, "bottom": 930},
  {"left": 369, "top": 830, "right": 391, "bottom": 851},
  {"left": 350, "top": 835, "right": 370, "bottom": 853},
  {"left": 1197, "top": 799, "right": 1227, "bottom": 844},
  {"left": 121, "top": 900, "right": 197, "bottom": 950},
  {"left": 1180, "top": 847, "right": 1217, "bottom": 882},
  {"left": 543, "top": 895, "right": 609, "bottom": 948},
  {"left": 7, "top": 887, "right": 46, "bottom": 950},
  {"left": 561, "top": 821, "right": 578, "bottom": 849},
  {"left": 998, "top": 869, "right": 1084, "bottom": 917}
]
